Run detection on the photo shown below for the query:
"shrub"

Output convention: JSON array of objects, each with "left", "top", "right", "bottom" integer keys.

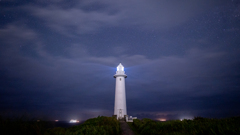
[
  {"left": 130, "top": 117, "right": 240, "bottom": 135},
  {"left": 47, "top": 116, "right": 121, "bottom": 135}
]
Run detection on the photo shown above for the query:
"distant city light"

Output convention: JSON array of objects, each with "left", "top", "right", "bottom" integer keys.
[
  {"left": 55, "top": 120, "right": 59, "bottom": 122},
  {"left": 158, "top": 118, "right": 166, "bottom": 121},
  {"left": 69, "top": 119, "right": 80, "bottom": 123}
]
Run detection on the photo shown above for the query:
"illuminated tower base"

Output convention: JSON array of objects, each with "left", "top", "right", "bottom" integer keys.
[{"left": 114, "top": 63, "right": 127, "bottom": 119}]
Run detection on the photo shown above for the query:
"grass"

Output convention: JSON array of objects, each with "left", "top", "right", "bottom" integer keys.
[
  {"left": 129, "top": 116, "right": 240, "bottom": 135},
  {"left": 0, "top": 116, "right": 53, "bottom": 135},
  {"left": 0, "top": 116, "right": 121, "bottom": 135},
  {"left": 1, "top": 115, "right": 240, "bottom": 135}
]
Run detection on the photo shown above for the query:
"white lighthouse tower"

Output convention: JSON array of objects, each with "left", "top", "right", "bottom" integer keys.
[{"left": 114, "top": 63, "right": 127, "bottom": 120}]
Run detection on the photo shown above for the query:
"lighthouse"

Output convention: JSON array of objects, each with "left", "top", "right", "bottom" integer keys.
[{"left": 114, "top": 63, "right": 127, "bottom": 120}]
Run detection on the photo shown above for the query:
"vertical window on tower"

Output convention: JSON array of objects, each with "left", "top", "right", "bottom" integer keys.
[{"left": 120, "top": 78, "right": 121, "bottom": 81}]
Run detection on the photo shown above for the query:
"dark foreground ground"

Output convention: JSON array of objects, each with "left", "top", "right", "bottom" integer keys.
[
  {"left": 51, "top": 121, "right": 84, "bottom": 128},
  {"left": 128, "top": 116, "right": 240, "bottom": 135},
  {"left": 0, "top": 116, "right": 120, "bottom": 135},
  {"left": 1, "top": 116, "right": 240, "bottom": 135}
]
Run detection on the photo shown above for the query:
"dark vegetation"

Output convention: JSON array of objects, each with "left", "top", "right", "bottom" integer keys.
[
  {"left": 0, "top": 115, "right": 52, "bottom": 135},
  {"left": 1, "top": 115, "right": 240, "bottom": 135},
  {"left": 0, "top": 116, "right": 120, "bottom": 135},
  {"left": 128, "top": 116, "right": 240, "bottom": 135}
]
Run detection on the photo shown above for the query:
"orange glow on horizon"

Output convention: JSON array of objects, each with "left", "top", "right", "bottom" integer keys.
[{"left": 158, "top": 118, "right": 166, "bottom": 121}]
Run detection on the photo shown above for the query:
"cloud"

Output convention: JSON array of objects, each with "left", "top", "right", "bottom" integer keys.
[
  {"left": 23, "top": 0, "right": 226, "bottom": 36},
  {"left": 0, "top": 21, "right": 239, "bottom": 119},
  {"left": 1, "top": 41, "right": 239, "bottom": 119},
  {"left": 26, "top": 5, "right": 119, "bottom": 36},
  {"left": 1, "top": 0, "right": 239, "bottom": 120},
  {"left": 0, "top": 24, "right": 37, "bottom": 45}
]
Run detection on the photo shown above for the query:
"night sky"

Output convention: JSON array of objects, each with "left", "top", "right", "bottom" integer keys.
[{"left": 1, "top": 0, "right": 240, "bottom": 121}]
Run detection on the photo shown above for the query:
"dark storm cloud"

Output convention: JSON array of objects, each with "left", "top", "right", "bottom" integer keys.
[
  {"left": 125, "top": 48, "right": 240, "bottom": 118},
  {"left": 0, "top": 24, "right": 37, "bottom": 44},
  {"left": 24, "top": 0, "right": 228, "bottom": 35},
  {"left": 0, "top": 0, "right": 240, "bottom": 120},
  {"left": 1, "top": 36, "right": 239, "bottom": 119}
]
